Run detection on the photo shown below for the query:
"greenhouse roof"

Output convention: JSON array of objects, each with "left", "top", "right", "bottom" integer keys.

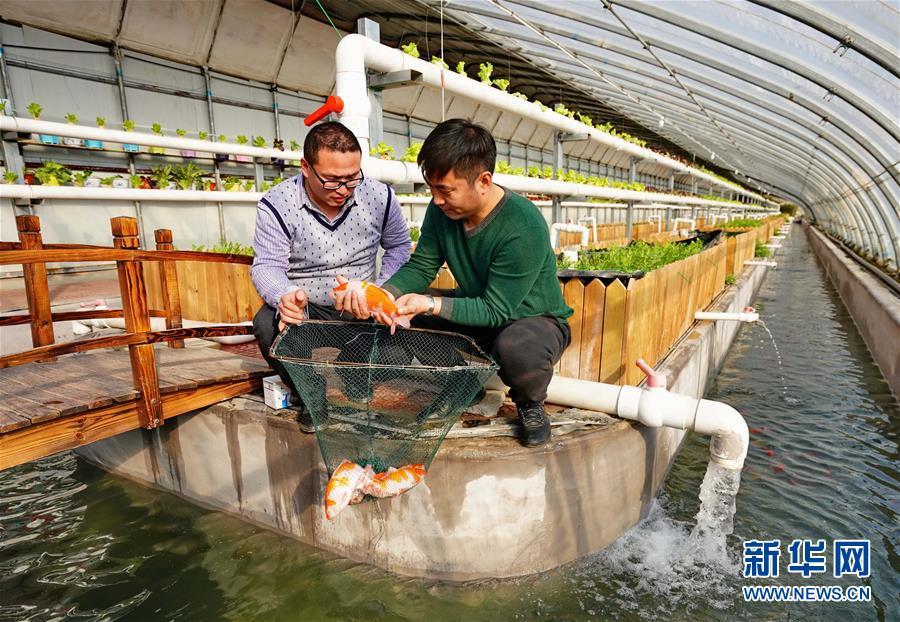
[
  {"left": 429, "top": 0, "right": 898, "bottom": 267},
  {"left": 286, "top": 0, "right": 898, "bottom": 267},
  {"left": 1, "top": 0, "right": 897, "bottom": 267}
]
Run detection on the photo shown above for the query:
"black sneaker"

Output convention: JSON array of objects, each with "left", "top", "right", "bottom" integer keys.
[
  {"left": 516, "top": 401, "right": 551, "bottom": 447},
  {"left": 289, "top": 394, "right": 321, "bottom": 434}
]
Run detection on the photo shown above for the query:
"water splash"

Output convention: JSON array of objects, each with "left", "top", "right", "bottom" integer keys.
[
  {"left": 577, "top": 461, "right": 744, "bottom": 618},
  {"left": 756, "top": 319, "right": 790, "bottom": 398}
]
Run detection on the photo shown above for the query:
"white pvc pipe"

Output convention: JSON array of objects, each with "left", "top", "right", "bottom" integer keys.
[
  {"left": 648, "top": 214, "right": 663, "bottom": 233},
  {"left": 486, "top": 361, "right": 749, "bottom": 469},
  {"left": 578, "top": 216, "right": 598, "bottom": 243},
  {"left": 744, "top": 259, "right": 778, "bottom": 267},
  {"left": 361, "top": 158, "right": 760, "bottom": 206},
  {"left": 695, "top": 310, "right": 759, "bottom": 323},
  {"left": 1, "top": 115, "right": 300, "bottom": 160},
  {"left": 1, "top": 177, "right": 754, "bottom": 210},
  {"left": 333, "top": 35, "right": 773, "bottom": 207},
  {"left": 1, "top": 184, "right": 262, "bottom": 202},
  {"left": 671, "top": 217, "right": 696, "bottom": 232},
  {"left": 550, "top": 222, "right": 589, "bottom": 248}
]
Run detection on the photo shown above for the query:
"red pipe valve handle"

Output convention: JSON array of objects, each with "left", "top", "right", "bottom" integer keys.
[{"left": 304, "top": 95, "right": 344, "bottom": 127}]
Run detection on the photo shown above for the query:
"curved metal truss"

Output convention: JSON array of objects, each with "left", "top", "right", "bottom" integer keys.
[{"left": 435, "top": 0, "right": 899, "bottom": 270}]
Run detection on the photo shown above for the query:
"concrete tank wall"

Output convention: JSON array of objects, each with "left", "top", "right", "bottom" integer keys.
[
  {"left": 76, "top": 260, "right": 770, "bottom": 580},
  {"left": 805, "top": 223, "right": 900, "bottom": 397}
]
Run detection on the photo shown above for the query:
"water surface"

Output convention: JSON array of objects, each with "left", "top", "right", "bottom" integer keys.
[{"left": 1, "top": 226, "right": 897, "bottom": 620}]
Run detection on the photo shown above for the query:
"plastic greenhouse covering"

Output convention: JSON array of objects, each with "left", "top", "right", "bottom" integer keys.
[{"left": 437, "top": 0, "right": 899, "bottom": 270}]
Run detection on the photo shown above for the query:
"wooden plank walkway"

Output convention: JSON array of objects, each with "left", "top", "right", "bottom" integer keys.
[{"left": 0, "top": 346, "right": 270, "bottom": 469}]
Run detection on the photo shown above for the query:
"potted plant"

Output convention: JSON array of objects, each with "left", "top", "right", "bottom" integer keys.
[
  {"left": 85, "top": 117, "right": 105, "bottom": 149},
  {"left": 400, "top": 42, "right": 420, "bottom": 58},
  {"left": 477, "top": 62, "right": 493, "bottom": 85},
  {"left": 202, "top": 177, "right": 217, "bottom": 191},
  {"left": 243, "top": 179, "right": 255, "bottom": 192},
  {"left": 174, "top": 163, "right": 203, "bottom": 190},
  {"left": 28, "top": 103, "right": 59, "bottom": 145},
  {"left": 129, "top": 174, "right": 143, "bottom": 189},
  {"left": 151, "top": 165, "right": 175, "bottom": 189},
  {"left": 175, "top": 128, "right": 196, "bottom": 158},
  {"left": 4, "top": 171, "right": 18, "bottom": 184},
  {"left": 63, "top": 113, "right": 83, "bottom": 147},
  {"left": 224, "top": 176, "right": 243, "bottom": 192},
  {"left": 122, "top": 120, "right": 140, "bottom": 152},
  {"left": 234, "top": 135, "right": 251, "bottom": 162},
  {"left": 99, "top": 176, "right": 115, "bottom": 188},
  {"left": 149, "top": 123, "right": 166, "bottom": 154},
  {"left": 23, "top": 169, "right": 36, "bottom": 185},
  {"left": 112, "top": 174, "right": 129, "bottom": 188},
  {"left": 370, "top": 142, "right": 394, "bottom": 160},
  {"left": 289, "top": 139, "right": 301, "bottom": 166},
  {"left": 214, "top": 134, "right": 228, "bottom": 162},
  {"left": 401, "top": 143, "right": 422, "bottom": 163},
  {"left": 253, "top": 135, "right": 271, "bottom": 163},
  {"left": 72, "top": 170, "right": 92, "bottom": 187},
  {"left": 34, "top": 161, "right": 72, "bottom": 186}
]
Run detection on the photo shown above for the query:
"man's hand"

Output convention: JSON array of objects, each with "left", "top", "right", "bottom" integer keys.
[
  {"left": 394, "top": 293, "right": 431, "bottom": 318},
  {"left": 330, "top": 275, "right": 370, "bottom": 320},
  {"left": 277, "top": 289, "right": 308, "bottom": 331}
]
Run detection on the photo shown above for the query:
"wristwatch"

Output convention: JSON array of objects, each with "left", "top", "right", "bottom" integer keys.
[{"left": 424, "top": 295, "right": 435, "bottom": 316}]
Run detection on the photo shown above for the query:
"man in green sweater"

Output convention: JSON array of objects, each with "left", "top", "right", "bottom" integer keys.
[{"left": 378, "top": 119, "right": 572, "bottom": 447}]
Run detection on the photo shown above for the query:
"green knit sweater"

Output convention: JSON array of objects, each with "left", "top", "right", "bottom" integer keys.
[{"left": 384, "top": 189, "right": 572, "bottom": 328}]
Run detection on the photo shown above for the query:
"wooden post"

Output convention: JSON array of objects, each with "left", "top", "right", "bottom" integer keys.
[
  {"left": 111, "top": 217, "right": 163, "bottom": 429},
  {"left": 16, "top": 216, "right": 55, "bottom": 354},
  {"left": 154, "top": 229, "right": 184, "bottom": 348}
]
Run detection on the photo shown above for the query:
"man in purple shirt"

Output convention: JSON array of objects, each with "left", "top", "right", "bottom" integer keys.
[{"left": 251, "top": 122, "right": 411, "bottom": 429}]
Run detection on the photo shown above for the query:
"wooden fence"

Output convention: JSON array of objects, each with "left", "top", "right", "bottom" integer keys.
[
  {"left": 145, "top": 257, "right": 262, "bottom": 323},
  {"left": 726, "top": 230, "right": 757, "bottom": 276},
  {"left": 0, "top": 216, "right": 258, "bottom": 430},
  {"left": 556, "top": 242, "right": 728, "bottom": 386}
]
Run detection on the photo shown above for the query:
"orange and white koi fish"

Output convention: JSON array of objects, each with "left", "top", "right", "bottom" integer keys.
[
  {"left": 324, "top": 459, "right": 371, "bottom": 520},
  {"left": 331, "top": 280, "right": 411, "bottom": 332},
  {"left": 362, "top": 464, "right": 427, "bottom": 499},
  {"left": 323, "top": 460, "right": 427, "bottom": 519}
]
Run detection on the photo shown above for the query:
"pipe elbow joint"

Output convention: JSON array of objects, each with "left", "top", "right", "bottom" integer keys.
[{"left": 696, "top": 399, "right": 749, "bottom": 470}]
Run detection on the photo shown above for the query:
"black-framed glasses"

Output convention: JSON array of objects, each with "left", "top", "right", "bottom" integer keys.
[{"left": 309, "top": 163, "right": 364, "bottom": 190}]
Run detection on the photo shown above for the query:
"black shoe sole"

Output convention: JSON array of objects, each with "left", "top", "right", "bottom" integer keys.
[{"left": 520, "top": 434, "right": 550, "bottom": 448}]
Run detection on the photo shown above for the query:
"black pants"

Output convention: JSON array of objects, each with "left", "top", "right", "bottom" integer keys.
[
  {"left": 412, "top": 311, "right": 570, "bottom": 405},
  {"left": 252, "top": 302, "right": 360, "bottom": 393}
]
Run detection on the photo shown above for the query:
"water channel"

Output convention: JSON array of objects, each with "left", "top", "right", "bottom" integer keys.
[{"left": 1, "top": 226, "right": 897, "bottom": 621}]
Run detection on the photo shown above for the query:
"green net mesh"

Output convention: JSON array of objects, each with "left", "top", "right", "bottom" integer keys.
[{"left": 272, "top": 321, "right": 498, "bottom": 475}]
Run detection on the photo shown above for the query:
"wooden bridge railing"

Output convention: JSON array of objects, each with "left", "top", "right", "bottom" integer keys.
[{"left": 1, "top": 216, "right": 257, "bottom": 430}]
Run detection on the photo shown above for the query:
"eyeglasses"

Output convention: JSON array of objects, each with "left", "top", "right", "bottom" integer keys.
[{"left": 309, "top": 163, "right": 364, "bottom": 191}]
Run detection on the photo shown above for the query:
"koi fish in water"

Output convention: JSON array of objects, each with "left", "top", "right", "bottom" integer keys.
[
  {"left": 324, "top": 459, "right": 427, "bottom": 520},
  {"left": 331, "top": 280, "right": 411, "bottom": 333}
]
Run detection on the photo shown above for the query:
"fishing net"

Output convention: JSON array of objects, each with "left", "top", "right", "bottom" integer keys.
[{"left": 272, "top": 321, "right": 498, "bottom": 475}]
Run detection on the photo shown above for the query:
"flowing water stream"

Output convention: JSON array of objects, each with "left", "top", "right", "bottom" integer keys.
[{"left": 1, "top": 225, "right": 897, "bottom": 621}]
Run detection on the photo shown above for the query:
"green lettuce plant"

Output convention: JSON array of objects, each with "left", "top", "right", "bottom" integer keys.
[
  {"left": 477, "top": 62, "right": 493, "bottom": 84},
  {"left": 401, "top": 42, "right": 420, "bottom": 58},
  {"left": 401, "top": 143, "right": 422, "bottom": 163}
]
